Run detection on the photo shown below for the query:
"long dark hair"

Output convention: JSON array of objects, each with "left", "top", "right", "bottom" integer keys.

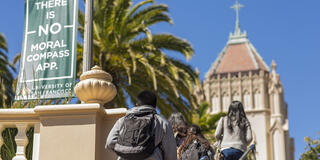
[
  {"left": 227, "top": 101, "right": 249, "bottom": 133},
  {"left": 178, "top": 125, "right": 214, "bottom": 157},
  {"left": 168, "top": 112, "right": 188, "bottom": 136}
]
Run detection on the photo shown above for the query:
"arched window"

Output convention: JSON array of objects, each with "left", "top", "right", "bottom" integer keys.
[
  {"left": 254, "top": 90, "right": 261, "bottom": 109},
  {"left": 222, "top": 93, "right": 230, "bottom": 112},
  {"left": 211, "top": 95, "right": 219, "bottom": 113},
  {"left": 243, "top": 91, "right": 251, "bottom": 110}
]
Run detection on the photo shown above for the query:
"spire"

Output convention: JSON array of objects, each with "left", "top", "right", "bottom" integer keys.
[
  {"left": 271, "top": 60, "right": 277, "bottom": 73},
  {"left": 231, "top": 0, "right": 244, "bottom": 36},
  {"left": 271, "top": 60, "right": 281, "bottom": 86},
  {"left": 229, "top": 0, "right": 247, "bottom": 41}
]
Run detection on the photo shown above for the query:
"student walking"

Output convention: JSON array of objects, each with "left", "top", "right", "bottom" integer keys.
[
  {"left": 214, "top": 101, "right": 252, "bottom": 160},
  {"left": 106, "top": 90, "right": 177, "bottom": 160},
  {"left": 177, "top": 125, "right": 214, "bottom": 160},
  {"left": 168, "top": 112, "right": 188, "bottom": 147}
]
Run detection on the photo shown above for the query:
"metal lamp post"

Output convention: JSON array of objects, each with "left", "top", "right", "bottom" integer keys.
[{"left": 83, "top": 0, "right": 94, "bottom": 73}]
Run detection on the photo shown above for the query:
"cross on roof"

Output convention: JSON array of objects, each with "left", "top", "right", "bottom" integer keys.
[{"left": 231, "top": 0, "right": 244, "bottom": 35}]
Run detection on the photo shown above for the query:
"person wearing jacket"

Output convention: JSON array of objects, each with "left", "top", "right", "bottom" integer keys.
[
  {"left": 106, "top": 90, "right": 177, "bottom": 160},
  {"left": 214, "top": 101, "right": 253, "bottom": 160}
]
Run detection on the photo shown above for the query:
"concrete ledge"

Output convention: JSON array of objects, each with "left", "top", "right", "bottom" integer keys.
[
  {"left": 0, "top": 108, "right": 38, "bottom": 123},
  {"left": 246, "top": 109, "right": 271, "bottom": 114},
  {"left": 34, "top": 104, "right": 127, "bottom": 119},
  {"left": 0, "top": 108, "right": 35, "bottom": 115},
  {"left": 105, "top": 108, "right": 127, "bottom": 115},
  {"left": 104, "top": 108, "right": 126, "bottom": 119},
  {"left": 35, "top": 103, "right": 101, "bottom": 113}
]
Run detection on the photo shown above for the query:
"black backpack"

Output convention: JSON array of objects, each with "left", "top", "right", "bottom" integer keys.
[{"left": 114, "top": 111, "right": 157, "bottom": 160}]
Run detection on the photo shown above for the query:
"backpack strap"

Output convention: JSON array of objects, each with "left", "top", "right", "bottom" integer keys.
[
  {"left": 150, "top": 112, "right": 156, "bottom": 135},
  {"left": 153, "top": 114, "right": 165, "bottom": 158}
]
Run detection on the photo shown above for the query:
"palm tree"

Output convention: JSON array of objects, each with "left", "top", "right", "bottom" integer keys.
[
  {"left": 0, "top": 33, "right": 33, "bottom": 160},
  {"left": 77, "top": 0, "right": 199, "bottom": 119},
  {"left": 0, "top": 33, "right": 15, "bottom": 107},
  {"left": 191, "top": 102, "right": 226, "bottom": 143}
]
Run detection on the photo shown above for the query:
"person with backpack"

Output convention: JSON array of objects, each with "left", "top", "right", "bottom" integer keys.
[
  {"left": 177, "top": 125, "right": 214, "bottom": 160},
  {"left": 214, "top": 101, "right": 253, "bottom": 160},
  {"left": 106, "top": 90, "right": 177, "bottom": 160}
]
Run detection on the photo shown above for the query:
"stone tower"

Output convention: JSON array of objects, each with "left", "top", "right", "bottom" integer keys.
[{"left": 195, "top": 1, "right": 295, "bottom": 159}]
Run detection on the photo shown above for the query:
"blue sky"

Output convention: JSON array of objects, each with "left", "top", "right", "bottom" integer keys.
[{"left": 1, "top": 0, "right": 320, "bottom": 159}]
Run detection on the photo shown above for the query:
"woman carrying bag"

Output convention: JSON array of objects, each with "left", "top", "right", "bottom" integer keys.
[{"left": 214, "top": 101, "right": 253, "bottom": 160}]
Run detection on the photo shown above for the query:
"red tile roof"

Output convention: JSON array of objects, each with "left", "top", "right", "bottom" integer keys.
[
  {"left": 207, "top": 39, "right": 269, "bottom": 77},
  {"left": 216, "top": 43, "right": 257, "bottom": 73}
]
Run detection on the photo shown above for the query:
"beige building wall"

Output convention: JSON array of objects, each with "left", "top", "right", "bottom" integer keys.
[
  {"left": 34, "top": 104, "right": 126, "bottom": 160},
  {"left": 246, "top": 111, "right": 271, "bottom": 160},
  {"left": 197, "top": 63, "right": 294, "bottom": 159}
]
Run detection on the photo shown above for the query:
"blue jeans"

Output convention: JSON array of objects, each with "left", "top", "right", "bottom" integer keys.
[{"left": 222, "top": 148, "right": 244, "bottom": 160}]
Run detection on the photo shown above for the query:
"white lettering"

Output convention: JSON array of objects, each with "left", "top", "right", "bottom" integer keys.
[
  {"left": 38, "top": 23, "right": 62, "bottom": 37},
  {"left": 50, "top": 62, "right": 57, "bottom": 70},
  {"left": 39, "top": 42, "right": 46, "bottom": 50},
  {"left": 36, "top": 64, "right": 43, "bottom": 72},
  {"left": 46, "top": 11, "right": 55, "bottom": 19},
  {"left": 64, "top": 49, "right": 70, "bottom": 56},
  {"left": 50, "top": 23, "right": 61, "bottom": 35},
  {"left": 33, "top": 54, "right": 39, "bottom": 61},
  {"left": 27, "top": 55, "right": 33, "bottom": 62},
  {"left": 38, "top": 24, "right": 49, "bottom": 37},
  {"left": 30, "top": 40, "right": 66, "bottom": 51},
  {"left": 35, "top": 0, "right": 68, "bottom": 10},
  {"left": 31, "top": 44, "right": 38, "bottom": 52},
  {"left": 40, "top": 52, "right": 47, "bottom": 60},
  {"left": 47, "top": 41, "right": 54, "bottom": 48},
  {"left": 47, "top": 52, "right": 53, "bottom": 58},
  {"left": 52, "top": 52, "right": 59, "bottom": 58}
]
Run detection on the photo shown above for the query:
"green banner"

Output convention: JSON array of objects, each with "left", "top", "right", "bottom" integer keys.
[{"left": 15, "top": 0, "right": 78, "bottom": 100}]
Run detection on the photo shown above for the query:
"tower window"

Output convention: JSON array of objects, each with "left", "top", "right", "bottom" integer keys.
[
  {"left": 211, "top": 95, "right": 219, "bottom": 113},
  {"left": 222, "top": 93, "right": 230, "bottom": 111},
  {"left": 243, "top": 91, "right": 250, "bottom": 110},
  {"left": 254, "top": 90, "right": 261, "bottom": 109}
]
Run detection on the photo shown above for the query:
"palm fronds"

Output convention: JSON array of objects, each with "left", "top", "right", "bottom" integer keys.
[{"left": 77, "top": 0, "right": 200, "bottom": 119}]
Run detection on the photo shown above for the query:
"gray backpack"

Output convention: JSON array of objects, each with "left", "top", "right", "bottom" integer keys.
[
  {"left": 114, "top": 111, "right": 157, "bottom": 160},
  {"left": 179, "top": 140, "right": 213, "bottom": 160}
]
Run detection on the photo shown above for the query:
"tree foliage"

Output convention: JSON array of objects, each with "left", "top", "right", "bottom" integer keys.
[
  {"left": 0, "top": 33, "right": 15, "bottom": 107},
  {"left": 77, "top": 0, "right": 199, "bottom": 119},
  {"left": 0, "top": 128, "right": 17, "bottom": 160},
  {"left": 300, "top": 134, "right": 320, "bottom": 160},
  {"left": 1, "top": 0, "right": 201, "bottom": 158},
  {"left": 191, "top": 101, "right": 226, "bottom": 143},
  {"left": 0, "top": 128, "right": 33, "bottom": 160}
]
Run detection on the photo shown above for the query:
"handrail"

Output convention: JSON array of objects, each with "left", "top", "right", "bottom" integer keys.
[
  {"left": 0, "top": 108, "right": 39, "bottom": 126},
  {"left": 239, "top": 144, "right": 256, "bottom": 160}
]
